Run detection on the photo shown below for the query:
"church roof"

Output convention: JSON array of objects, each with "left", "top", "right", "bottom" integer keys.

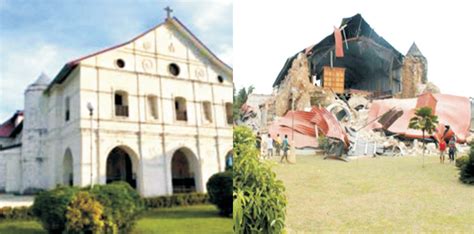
[
  {"left": 273, "top": 14, "right": 404, "bottom": 93},
  {"left": 45, "top": 17, "right": 232, "bottom": 93},
  {"left": 0, "top": 111, "right": 23, "bottom": 138},
  {"left": 406, "top": 42, "right": 425, "bottom": 57}
]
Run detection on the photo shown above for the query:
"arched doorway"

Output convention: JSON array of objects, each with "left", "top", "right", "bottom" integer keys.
[
  {"left": 225, "top": 150, "right": 233, "bottom": 170},
  {"left": 106, "top": 147, "right": 136, "bottom": 188},
  {"left": 63, "top": 149, "right": 73, "bottom": 186},
  {"left": 171, "top": 148, "right": 200, "bottom": 193}
]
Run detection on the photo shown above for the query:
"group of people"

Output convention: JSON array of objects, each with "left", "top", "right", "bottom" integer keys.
[
  {"left": 256, "top": 132, "right": 291, "bottom": 163},
  {"left": 439, "top": 135, "right": 457, "bottom": 164}
]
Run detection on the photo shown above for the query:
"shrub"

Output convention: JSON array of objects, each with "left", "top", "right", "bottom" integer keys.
[
  {"left": 10, "top": 206, "right": 34, "bottom": 219},
  {"left": 0, "top": 207, "right": 13, "bottom": 219},
  {"left": 456, "top": 155, "right": 469, "bottom": 168},
  {"left": 233, "top": 125, "right": 256, "bottom": 157},
  {"left": 207, "top": 170, "right": 232, "bottom": 216},
  {"left": 90, "top": 182, "right": 144, "bottom": 232},
  {"left": 0, "top": 206, "right": 34, "bottom": 220},
  {"left": 233, "top": 126, "right": 287, "bottom": 234},
  {"left": 460, "top": 142, "right": 474, "bottom": 184},
  {"left": 32, "top": 186, "right": 79, "bottom": 233},
  {"left": 65, "top": 191, "right": 105, "bottom": 233},
  {"left": 143, "top": 193, "right": 209, "bottom": 208}
]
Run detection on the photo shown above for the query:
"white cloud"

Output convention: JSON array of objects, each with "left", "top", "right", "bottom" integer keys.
[
  {"left": 193, "top": 0, "right": 232, "bottom": 32},
  {"left": 0, "top": 41, "right": 80, "bottom": 120},
  {"left": 217, "top": 44, "right": 233, "bottom": 66}
]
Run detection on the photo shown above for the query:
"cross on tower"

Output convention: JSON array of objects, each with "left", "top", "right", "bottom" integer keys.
[{"left": 164, "top": 6, "right": 173, "bottom": 19}]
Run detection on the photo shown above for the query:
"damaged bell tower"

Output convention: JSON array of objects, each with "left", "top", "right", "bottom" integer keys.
[{"left": 400, "top": 43, "right": 428, "bottom": 98}]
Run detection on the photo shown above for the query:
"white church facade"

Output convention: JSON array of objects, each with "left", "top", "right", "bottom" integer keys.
[{"left": 0, "top": 15, "right": 233, "bottom": 197}]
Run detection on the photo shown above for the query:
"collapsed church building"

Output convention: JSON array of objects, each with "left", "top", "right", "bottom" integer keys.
[{"left": 240, "top": 14, "right": 473, "bottom": 157}]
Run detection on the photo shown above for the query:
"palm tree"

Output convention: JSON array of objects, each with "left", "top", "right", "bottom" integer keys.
[{"left": 408, "top": 107, "right": 439, "bottom": 168}]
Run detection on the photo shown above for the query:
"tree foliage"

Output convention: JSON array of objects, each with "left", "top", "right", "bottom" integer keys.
[
  {"left": 233, "top": 86, "right": 255, "bottom": 122},
  {"left": 233, "top": 126, "right": 287, "bottom": 233},
  {"left": 408, "top": 107, "right": 439, "bottom": 166}
]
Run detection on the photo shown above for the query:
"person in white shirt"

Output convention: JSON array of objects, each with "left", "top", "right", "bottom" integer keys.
[{"left": 266, "top": 133, "right": 274, "bottom": 158}]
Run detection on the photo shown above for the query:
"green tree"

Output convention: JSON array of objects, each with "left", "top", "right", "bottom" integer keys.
[
  {"left": 233, "top": 86, "right": 255, "bottom": 122},
  {"left": 408, "top": 107, "right": 439, "bottom": 167}
]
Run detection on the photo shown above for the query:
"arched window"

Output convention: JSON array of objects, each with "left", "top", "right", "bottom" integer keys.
[
  {"left": 225, "top": 102, "right": 233, "bottom": 125},
  {"left": 175, "top": 97, "right": 187, "bottom": 121},
  {"left": 63, "top": 149, "right": 73, "bottom": 186},
  {"left": 115, "top": 91, "right": 129, "bottom": 117},
  {"left": 202, "top": 101, "right": 212, "bottom": 123},
  {"left": 147, "top": 95, "right": 158, "bottom": 120},
  {"left": 65, "top": 96, "right": 70, "bottom": 122}
]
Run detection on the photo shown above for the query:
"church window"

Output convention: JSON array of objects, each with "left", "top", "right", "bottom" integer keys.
[
  {"left": 65, "top": 97, "right": 70, "bottom": 122},
  {"left": 169, "top": 63, "right": 180, "bottom": 76},
  {"left": 115, "top": 91, "right": 129, "bottom": 117},
  {"left": 175, "top": 97, "right": 187, "bottom": 121},
  {"left": 217, "top": 75, "right": 224, "bottom": 83},
  {"left": 147, "top": 95, "right": 158, "bottom": 119},
  {"left": 116, "top": 59, "right": 125, "bottom": 68},
  {"left": 225, "top": 102, "right": 233, "bottom": 125},
  {"left": 202, "top": 101, "right": 212, "bottom": 123}
]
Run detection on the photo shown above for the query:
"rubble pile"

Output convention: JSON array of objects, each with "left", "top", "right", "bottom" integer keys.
[
  {"left": 237, "top": 14, "right": 474, "bottom": 160},
  {"left": 260, "top": 90, "right": 473, "bottom": 158}
]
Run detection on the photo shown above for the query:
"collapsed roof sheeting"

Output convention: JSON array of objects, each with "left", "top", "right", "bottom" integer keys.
[
  {"left": 267, "top": 108, "right": 349, "bottom": 149},
  {"left": 310, "top": 107, "right": 350, "bottom": 148},
  {"left": 274, "top": 14, "right": 404, "bottom": 95},
  {"left": 365, "top": 93, "right": 471, "bottom": 142}
]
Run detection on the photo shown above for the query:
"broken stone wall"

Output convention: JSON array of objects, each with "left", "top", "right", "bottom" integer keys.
[
  {"left": 274, "top": 53, "right": 334, "bottom": 116},
  {"left": 400, "top": 55, "right": 428, "bottom": 98}
]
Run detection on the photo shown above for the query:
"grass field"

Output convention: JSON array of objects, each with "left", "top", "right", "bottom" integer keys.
[
  {"left": 0, "top": 205, "right": 232, "bottom": 234},
  {"left": 271, "top": 155, "right": 474, "bottom": 233},
  {"left": 133, "top": 205, "right": 232, "bottom": 234}
]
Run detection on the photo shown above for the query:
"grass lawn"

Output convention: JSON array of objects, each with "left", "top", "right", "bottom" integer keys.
[
  {"left": 133, "top": 205, "right": 232, "bottom": 234},
  {"left": 0, "top": 205, "right": 231, "bottom": 234},
  {"left": 271, "top": 155, "right": 474, "bottom": 233}
]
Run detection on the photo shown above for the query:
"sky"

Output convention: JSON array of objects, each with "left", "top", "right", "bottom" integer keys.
[
  {"left": 234, "top": 1, "right": 474, "bottom": 98},
  {"left": 0, "top": 0, "right": 232, "bottom": 121}
]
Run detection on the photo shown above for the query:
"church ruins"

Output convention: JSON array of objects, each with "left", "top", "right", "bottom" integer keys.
[
  {"left": 239, "top": 14, "right": 473, "bottom": 158},
  {"left": 0, "top": 13, "right": 233, "bottom": 196}
]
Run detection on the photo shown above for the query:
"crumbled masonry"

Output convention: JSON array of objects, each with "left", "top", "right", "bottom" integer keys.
[{"left": 237, "top": 14, "right": 473, "bottom": 158}]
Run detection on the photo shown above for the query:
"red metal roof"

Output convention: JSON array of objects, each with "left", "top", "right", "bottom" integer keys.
[
  {"left": 268, "top": 108, "right": 350, "bottom": 149},
  {"left": 366, "top": 93, "right": 471, "bottom": 142},
  {"left": 0, "top": 111, "right": 23, "bottom": 138}
]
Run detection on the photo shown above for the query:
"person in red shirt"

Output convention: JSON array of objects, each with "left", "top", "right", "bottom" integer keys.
[{"left": 439, "top": 140, "right": 447, "bottom": 164}]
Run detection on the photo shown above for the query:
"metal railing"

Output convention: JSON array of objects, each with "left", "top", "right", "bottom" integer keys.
[
  {"left": 176, "top": 111, "right": 187, "bottom": 121},
  {"left": 115, "top": 105, "right": 129, "bottom": 117}
]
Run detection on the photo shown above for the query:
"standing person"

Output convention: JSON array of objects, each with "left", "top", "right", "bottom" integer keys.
[
  {"left": 275, "top": 134, "right": 282, "bottom": 157},
  {"left": 280, "top": 135, "right": 290, "bottom": 163},
  {"left": 439, "top": 139, "right": 446, "bottom": 164},
  {"left": 266, "top": 133, "right": 273, "bottom": 159},
  {"left": 448, "top": 135, "right": 457, "bottom": 163},
  {"left": 256, "top": 132, "right": 262, "bottom": 156}
]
